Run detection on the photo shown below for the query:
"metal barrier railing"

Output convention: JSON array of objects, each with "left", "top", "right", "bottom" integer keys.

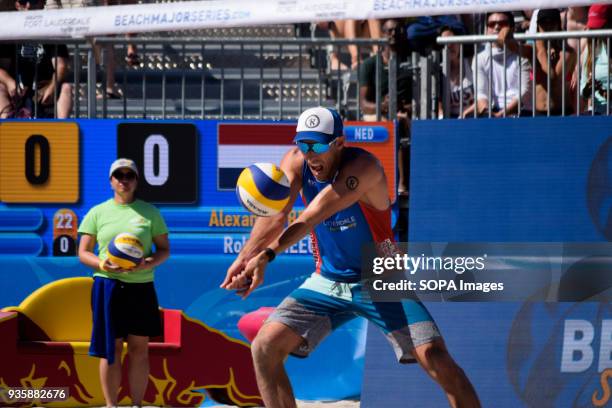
[
  {"left": 2, "top": 37, "right": 409, "bottom": 121},
  {"left": 436, "top": 29, "right": 612, "bottom": 119},
  {"left": 2, "top": 31, "right": 610, "bottom": 122}
]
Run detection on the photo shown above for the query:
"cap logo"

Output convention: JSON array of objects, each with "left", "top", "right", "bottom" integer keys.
[{"left": 305, "top": 115, "right": 320, "bottom": 128}]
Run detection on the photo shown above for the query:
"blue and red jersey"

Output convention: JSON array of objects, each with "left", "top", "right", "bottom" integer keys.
[{"left": 301, "top": 147, "right": 394, "bottom": 283}]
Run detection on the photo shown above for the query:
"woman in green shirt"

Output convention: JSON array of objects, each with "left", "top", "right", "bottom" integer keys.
[{"left": 78, "top": 158, "right": 170, "bottom": 408}]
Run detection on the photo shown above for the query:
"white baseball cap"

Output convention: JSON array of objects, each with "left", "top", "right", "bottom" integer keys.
[
  {"left": 109, "top": 158, "right": 139, "bottom": 178},
  {"left": 294, "top": 106, "right": 344, "bottom": 144}
]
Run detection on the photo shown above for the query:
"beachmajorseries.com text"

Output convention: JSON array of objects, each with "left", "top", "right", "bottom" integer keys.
[
  {"left": 372, "top": 279, "right": 504, "bottom": 293},
  {"left": 372, "top": 254, "right": 487, "bottom": 275}
]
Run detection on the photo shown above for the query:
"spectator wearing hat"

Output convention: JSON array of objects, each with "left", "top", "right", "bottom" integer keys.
[{"left": 580, "top": 4, "right": 611, "bottom": 114}]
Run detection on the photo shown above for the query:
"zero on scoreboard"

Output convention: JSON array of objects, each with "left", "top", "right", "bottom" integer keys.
[
  {"left": 0, "top": 122, "right": 79, "bottom": 203},
  {"left": 117, "top": 123, "right": 198, "bottom": 203}
]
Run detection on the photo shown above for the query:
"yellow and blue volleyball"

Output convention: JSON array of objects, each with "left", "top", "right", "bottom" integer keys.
[
  {"left": 107, "top": 232, "right": 144, "bottom": 269},
  {"left": 236, "top": 163, "right": 290, "bottom": 217}
]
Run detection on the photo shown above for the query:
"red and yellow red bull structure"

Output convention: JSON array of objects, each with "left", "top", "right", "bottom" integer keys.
[{"left": 0, "top": 277, "right": 262, "bottom": 407}]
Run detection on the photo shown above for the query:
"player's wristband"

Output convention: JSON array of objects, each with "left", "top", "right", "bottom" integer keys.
[
  {"left": 98, "top": 259, "right": 106, "bottom": 272},
  {"left": 263, "top": 248, "right": 276, "bottom": 263}
]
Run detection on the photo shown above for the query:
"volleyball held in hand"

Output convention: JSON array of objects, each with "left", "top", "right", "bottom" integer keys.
[
  {"left": 236, "top": 163, "right": 291, "bottom": 217},
  {"left": 107, "top": 232, "right": 144, "bottom": 269}
]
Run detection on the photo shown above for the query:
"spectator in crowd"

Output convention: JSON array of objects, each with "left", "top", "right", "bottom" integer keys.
[
  {"left": 359, "top": 19, "right": 412, "bottom": 120},
  {"left": 0, "top": 0, "right": 72, "bottom": 118},
  {"left": 46, "top": 0, "right": 138, "bottom": 98},
  {"left": 438, "top": 26, "right": 475, "bottom": 118},
  {"left": 565, "top": 6, "right": 589, "bottom": 30},
  {"left": 513, "top": 10, "right": 532, "bottom": 32},
  {"left": 528, "top": 9, "right": 577, "bottom": 115},
  {"left": 580, "top": 4, "right": 611, "bottom": 114},
  {"left": 359, "top": 18, "right": 411, "bottom": 194},
  {"left": 406, "top": 15, "right": 466, "bottom": 55},
  {"left": 318, "top": 19, "right": 381, "bottom": 71},
  {"left": 561, "top": 6, "right": 589, "bottom": 111},
  {"left": 566, "top": 6, "right": 589, "bottom": 58},
  {"left": 464, "top": 12, "right": 532, "bottom": 118},
  {"left": 106, "top": 0, "right": 140, "bottom": 68},
  {"left": 45, "top": 0, "right": 116, "bottom": 99}
]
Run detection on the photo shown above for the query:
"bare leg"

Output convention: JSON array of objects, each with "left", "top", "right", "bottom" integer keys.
[
  {"left": 328, "top": 21, "right": 349, "bottom": 71},
  {"left": 367, "top": 19, "right": 382, "bottom": 55},
  {"left": 412, "top": 339, "right": 481, "bottom": 408},
  {"left": 99, "top": 339, "right": 124, "bottom": 408},
  {"left": 104, "top": 44, "right": 117, "bottom": 95},
  {"left": 127, "top": 334, "right": 150, "bottom": 406},
  {"left": 251, "top": 321, "right": 304, "bottom": 408},
  {"left": 0, "top": 83, "right": 13, "bottom": 118},
  {"left": 56, "top": 82, "right": 72, "bottom": 118},
  {"left": 344, "top": 19, "right": 359, "bottom": 69}
]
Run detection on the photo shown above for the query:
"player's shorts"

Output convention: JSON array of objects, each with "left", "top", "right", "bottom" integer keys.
[
  {"left": 267, "top": 273, "right": 441, "bottom": 363},
  {"left": 111, "top": 280, "right": 162, "bottom": 338},
  {"left": 91, "top": 276, "right": 162, "bottom": 340}
]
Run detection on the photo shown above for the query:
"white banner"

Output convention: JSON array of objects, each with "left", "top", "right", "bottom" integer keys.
[{"left": 0, "top": 0, "right": 609, "bottom": 40}]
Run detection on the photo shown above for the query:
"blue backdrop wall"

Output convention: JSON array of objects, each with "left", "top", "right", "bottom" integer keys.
[{"left": 362, "top": 116, "right": 612, "bottom": 408}]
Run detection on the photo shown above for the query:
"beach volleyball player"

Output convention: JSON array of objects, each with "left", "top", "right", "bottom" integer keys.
[{"left": 221, "top": 107, "right": 480, "bottom": 407}]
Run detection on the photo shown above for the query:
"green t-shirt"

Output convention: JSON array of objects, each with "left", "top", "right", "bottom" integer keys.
[{"left": 78, "top": 198, "right": 168, "bottom": 283}]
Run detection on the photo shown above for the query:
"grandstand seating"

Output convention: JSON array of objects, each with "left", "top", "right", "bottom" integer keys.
[{"left": 70, "top": 25, "right": 361, "bottom": 119}]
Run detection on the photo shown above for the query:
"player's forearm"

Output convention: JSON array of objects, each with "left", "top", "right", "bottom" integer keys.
[
  {"left": 79, "top": 250, "right": 102, "bottom": 269},
  {"left": 266, "top": 200, "right": 331, "bottom": 255},
  {"left": 268, "top": 219, "right": 313, "bottom": 256},
  {"left": 240, "top": 215, "right": 287, "bottom": 260},
  {"left": 148, "top": 247, "right": 169, "bottom": 268}
]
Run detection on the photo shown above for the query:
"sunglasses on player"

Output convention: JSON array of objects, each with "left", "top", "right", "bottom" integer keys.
[
  {"left": 296, "top": 139, "right": 337, "bottom": 154},
  {"left": 112, "top": 171, "right": 137, "bottom": 181}
]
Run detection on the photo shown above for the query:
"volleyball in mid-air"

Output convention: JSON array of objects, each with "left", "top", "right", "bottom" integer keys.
[
  {"left": 107, "top": 232, "right": 144, "bottom": 269},
  {"left": 236, "top": 163, "right": 291, "bottom": 217}
]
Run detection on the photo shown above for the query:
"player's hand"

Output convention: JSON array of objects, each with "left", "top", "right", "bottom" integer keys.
[
  {"left": 220, "top": 256, "right": 247, "bottom": 289},
  {"left": 225, "top": 253, "right": 267, "bottom": 299},
  {"left": 129, "top": 257, "right": 154, "bottom": 273},
  {"left": 100, "top": 258, "right": 129, "bottom": 273}
]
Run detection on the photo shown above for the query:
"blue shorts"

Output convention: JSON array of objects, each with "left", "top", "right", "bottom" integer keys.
[
  {"left": 267, "top": 273, "right": 441, "bottom": 363},
  {"left": 90, "top": 277, "right": 161, "bottom": 364}
]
